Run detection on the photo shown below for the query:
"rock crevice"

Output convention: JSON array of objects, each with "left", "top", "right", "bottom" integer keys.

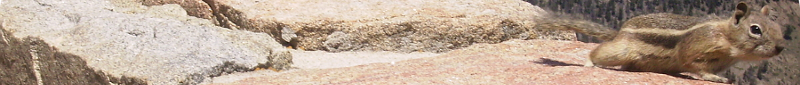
[{"left": 145, "top": 0, "right": 575, "bottom": 53}]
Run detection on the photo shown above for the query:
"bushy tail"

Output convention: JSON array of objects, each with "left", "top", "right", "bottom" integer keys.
[{"left": 534, "top": 17, "right": 618, "bottom": 41}]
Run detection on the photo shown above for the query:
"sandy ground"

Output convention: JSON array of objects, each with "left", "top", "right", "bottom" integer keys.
[{"left": 201, "top": 50, "right": 441, "bottom": 84}]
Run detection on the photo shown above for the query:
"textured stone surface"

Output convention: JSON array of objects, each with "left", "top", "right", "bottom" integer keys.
[
  {"left": 4, "top": 0, "right": 794, "bottom": 84},
  {"left": 0, "top": 0, "right": 292, "bottom": 84},
  {"left": 155, "top": 0, "right": 574, "bottom": 53},
  {"left": 140, "top": 0, "right": 218, "bottom": 25},
  {"left": 208, "top": 40, "right": 726, "bottom": 85},
  {"left": 201, "top": 50, "right": 441, "bottom": 84}
]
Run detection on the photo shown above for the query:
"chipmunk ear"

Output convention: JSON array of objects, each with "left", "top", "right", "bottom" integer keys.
[
  {"left": 734, "top": 2, "right": 750, "bottom": 24},
  {"left": 760, "top": 6, "right": 772, "bottom": 15}
]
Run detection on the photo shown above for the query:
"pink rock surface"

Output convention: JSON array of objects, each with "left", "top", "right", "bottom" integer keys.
[{"left": 212, "top": 40, "right": 728, "bottom": 85}]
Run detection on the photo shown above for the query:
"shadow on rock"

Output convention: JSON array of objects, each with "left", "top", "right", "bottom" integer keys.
[{"left": 532, "top": 58, "right": 583, "bottom": 67}]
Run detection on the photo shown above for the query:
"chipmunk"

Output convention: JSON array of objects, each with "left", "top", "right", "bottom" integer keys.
[{"left": 536, "top": 2, "right": 785, "bottom": 83}]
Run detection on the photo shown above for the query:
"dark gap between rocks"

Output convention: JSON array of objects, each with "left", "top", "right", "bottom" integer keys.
[{"left": 179, "top": 61, "right": 275, "bottom": 85}]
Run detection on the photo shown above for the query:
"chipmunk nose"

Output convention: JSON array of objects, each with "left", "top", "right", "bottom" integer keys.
[{"left": 775, "top": 46, "right": 784, "bottom": 53}]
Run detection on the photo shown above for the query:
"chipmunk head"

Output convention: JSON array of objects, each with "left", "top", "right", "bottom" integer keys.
[{"left": 730, "top": 2, "right": 786, "bottom": 60}]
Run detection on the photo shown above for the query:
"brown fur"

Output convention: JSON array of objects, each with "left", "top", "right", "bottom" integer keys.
[{"left": 540, "top": 2, "right": 786, "bottom": 83}]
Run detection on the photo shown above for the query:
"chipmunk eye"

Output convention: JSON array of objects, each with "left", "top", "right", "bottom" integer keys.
[{"left": 750, "top": 25, "right": 762, "bottom": 35}]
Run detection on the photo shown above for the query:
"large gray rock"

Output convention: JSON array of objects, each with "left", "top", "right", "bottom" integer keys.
[{"left": 0, "top": 0, "right": 291, "bottom": 84}]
